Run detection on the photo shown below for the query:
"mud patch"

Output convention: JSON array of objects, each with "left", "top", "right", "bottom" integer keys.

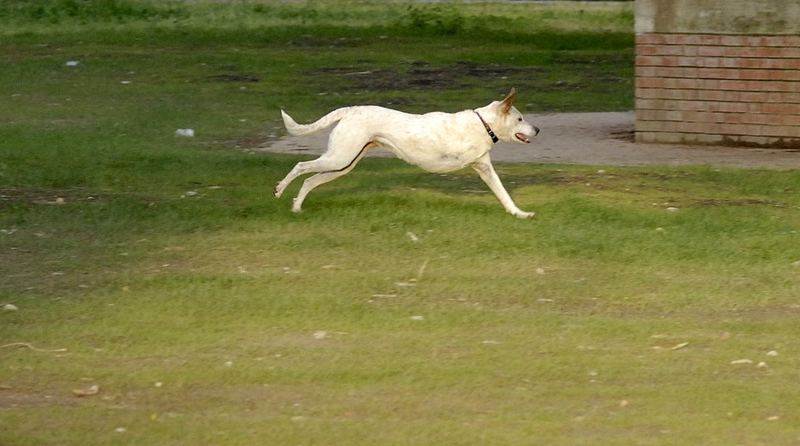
[
  {"left": 0, "top": 188, "right": 103, "bottom": 206},
  {"left": 307, "top": 61, "right": 544, "bottom": 91},
  {"left": 208, "top": 73, "right": 261, "bottom": 83},
  {"left": 693, "top": 198, "right": 786, "bottom": 208}
]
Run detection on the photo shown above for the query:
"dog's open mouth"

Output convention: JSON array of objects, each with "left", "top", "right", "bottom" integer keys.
[{"left": 515, "top": 133, "right": 530, "bottom": 143}]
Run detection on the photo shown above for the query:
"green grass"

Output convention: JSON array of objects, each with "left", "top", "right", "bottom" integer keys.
[{"left": 3, "top": 1, "right": 800, "bottom": 445}]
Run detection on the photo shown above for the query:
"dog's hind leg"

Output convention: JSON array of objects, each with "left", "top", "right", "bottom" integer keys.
[
  {"left": 291, "top": 142, "right": 375, "bottom": 212},
  {"left": 274, "top": 124, "right": 372, "bottom": 199},
  {"left": 274, "top": 160, "right": 315, "bottom": 198},
  {"left": 274, "top": 155, "right": 357, "bottom": 198}
]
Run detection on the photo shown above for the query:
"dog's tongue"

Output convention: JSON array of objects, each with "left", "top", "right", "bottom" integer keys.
[{"left": 515, "top": 133, "right": 530, "bottom": 143}]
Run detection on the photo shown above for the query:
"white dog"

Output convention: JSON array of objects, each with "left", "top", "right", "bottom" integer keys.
[{"left": 274, "top": 88, "right": 539, "bottom": 218}]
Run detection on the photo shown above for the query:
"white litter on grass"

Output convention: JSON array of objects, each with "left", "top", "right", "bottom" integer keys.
[
  {"left": 72, "top": 384, "right": 99, "bottom": 397},
  {"left": 666, "top": 207, "right": 680, "bottom": 212},
  {"left": 175, "top": 128, "right": 195, "bottom": 137},
  {"left": 312, "top": 331, "right": 329, "bottom": 340},
  {"left": 65, "top": 60, "right": 80, "bottom": 67},
  {"left": 2, "top": 304, "right": 18, "bottom": 312},
  {"left": 406, "top": 231, "right": 419, "bottom": 243},
  {"left": 767, "top": 350, "right": 779, "bottom": 357},
  {"left": 730, "top": 359, "right": 753, "bottom": 365},
  {"left": 409, "top": 315, "right": 425, "bottom": 321}
]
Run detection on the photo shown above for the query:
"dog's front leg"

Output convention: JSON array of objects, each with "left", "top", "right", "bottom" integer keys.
[{"left": 471, "top": 155, "right": 535, "bottom": 219}]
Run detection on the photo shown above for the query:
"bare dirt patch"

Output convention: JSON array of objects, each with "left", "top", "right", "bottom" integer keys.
[{"left": 306, "top": 61, "right": 545, "bottom": 91}]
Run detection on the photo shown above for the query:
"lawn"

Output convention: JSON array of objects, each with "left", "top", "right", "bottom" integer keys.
[{"left": 2, "top": 1, "right": 800, "bottom": 445}]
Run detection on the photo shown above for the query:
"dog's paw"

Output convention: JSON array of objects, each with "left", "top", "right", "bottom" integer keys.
[
  {"left": 514, "top": 210, "right": 536, "bottom": 219},
  {"left": 274, "top": 184, "right": 283, "bottom": 198},
  {"left": 291, "top": 198, "right": 303, "bottom": 213}
]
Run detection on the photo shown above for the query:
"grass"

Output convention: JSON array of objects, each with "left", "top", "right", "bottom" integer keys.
[{"left": 2, "top": 1, "right": 800, "bottom": 445}]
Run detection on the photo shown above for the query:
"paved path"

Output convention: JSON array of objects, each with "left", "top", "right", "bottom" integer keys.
[{"left": 261, "top": 112, "right": 800, "bottom": 169}]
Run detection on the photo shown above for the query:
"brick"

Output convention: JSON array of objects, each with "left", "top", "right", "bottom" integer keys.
[
  {"left": 676, "top": 78, "right": 700, "bottom": 89},
  {"left": 723, "top": 91, "right": 742, "bottom": 102},
  {"left": 764, "top": 59, "right": 800, "bottom": 70},
  {"left": 660, "top": 34, "right": 687, "bottom": 45},
  {"left": 637, "top": 45, "right": 659, "bottom": 56},
  {"left": 635, "top": 66, "right": 658, "bottom": 77},
  {"left": 682, "top": 45, "right": 699, "bottom": 57},
  {"left": 709, "top": 101, "right": 748, "bottom": 113},
  {"left": 635, "top": 55, "right": 661, "bottom": 66},
  {"left": 635, "top": 87, "right": 659, "bottom": 99},
  {"left": 681, "top": 67, "right": 699, "bottom": 78},
  {"left": 748, "top": 81, "right": 798, "bottom": 93},
  {"left": 636, "top": 120, "right": 678, "bottom": 132},
  {"left": 762, "top": 103, "right": 800, "bottom": 114},
  {"left": 698, "top": 46, "right": 726, "bottom": 57},
  {"left": 718, "top": 80, "right": 751, "bottom": 91},
  {"left": 635, "top": 66, "right": 677, "bottom": 78},
  {"left": 646, "top": 109, "right": 684, "bottom": 121},
  {"left": 722, "top": 113, "right": 744, "bottom": 124},
  {"left": 700, "top": 57, "right": 721, "bottom": 68},
  {"left": 646, "top": 45, "right": 684, "bottom": 56},
  {"left": 770, "top": 92, "right": 800, "bottom": 103},
  {"left": 695, "top": 90, "right": 726, "bottom": 101},
  {"left": 719, "top": 35, "right": 747, "bottom": 46},
  {"left": 636, "top": 33, "right": 665, "bottom": 45},
  {"left": 739, "top": 113, "right": 774, "bottom": 125},
  {"left": 761, "top": 125, "right": 800, "bottom": 138},
  {"left": 767, "top": 70, "right": 800, "bottom": 81},
  {"left": 636, "top": 77, "right": 661, "bottom": 89},
  {"left": 697, "top": 68, "right": 737, "bottom": 79},
  {"left": 732, "top": 46, "right": 800, "bottom": 58},
  {"left": 636, "top": 131, "right": 686, "bottom": 144},
  {"left": 741, "top": 91, "right": 775, "bottom": 102},
  {"left": 738, "top": 69, "right": 774, "bottom": 80}
]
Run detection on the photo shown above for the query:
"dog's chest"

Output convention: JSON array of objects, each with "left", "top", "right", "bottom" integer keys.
[{"left": 399, "top": 142, "right": 489, "bottom": 173}]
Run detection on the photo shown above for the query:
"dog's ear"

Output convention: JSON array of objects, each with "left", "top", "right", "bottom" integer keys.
[{"left": 500, "top": 88, "right": 517, "bottom": 114}]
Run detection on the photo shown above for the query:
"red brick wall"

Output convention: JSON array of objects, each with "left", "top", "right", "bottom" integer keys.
[{"left": 635, "top": 33, "right": 800, "bottom": 147}]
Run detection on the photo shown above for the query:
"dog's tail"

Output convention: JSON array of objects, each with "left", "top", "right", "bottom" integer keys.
[{"left": 281, "top": 107, "right": 350, "bottom": 136}]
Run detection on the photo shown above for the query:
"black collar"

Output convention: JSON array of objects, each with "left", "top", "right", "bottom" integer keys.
[{"left": 474, "top": 111, "right": 499, "bottom": 144}]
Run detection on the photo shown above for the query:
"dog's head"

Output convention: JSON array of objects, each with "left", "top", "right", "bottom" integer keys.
[{"left": 482, "top": 88, "right": 539, "bottom": 144}]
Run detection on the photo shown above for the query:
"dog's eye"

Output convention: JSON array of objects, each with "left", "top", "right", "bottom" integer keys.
[{"left": 517, "top": 117, "right": 522, "bottom": 122}]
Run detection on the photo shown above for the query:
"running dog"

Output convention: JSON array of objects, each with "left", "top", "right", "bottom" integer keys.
[{"left": 274, "top": 88, "right": 539, "bottom": 218}]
